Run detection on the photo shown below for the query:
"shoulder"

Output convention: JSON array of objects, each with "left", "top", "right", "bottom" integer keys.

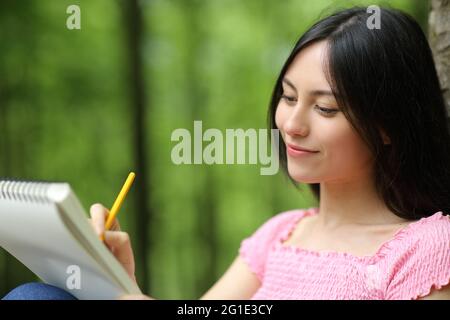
[
  {"left": 402, "top": 211, "right": 450, "bottom": 252},
  {"left": 413, "top": 211, "right": 450, "bottom": 237},
  {"left": 388, "top": 211, "right": 450, "bottom": 254},
  {"left": 238, "top": 207, "right": 317, "bottom": 281},
  {"left": 244, "top": 207, "right": 317, "bottom": 242},
  {"left": 385, "top": 211, "right": 450, "bottom": 299}
]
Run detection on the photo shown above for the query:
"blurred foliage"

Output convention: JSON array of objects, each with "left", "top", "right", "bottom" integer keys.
[{"left": 0, "top": 0, "right": 428, "bottom": 299}]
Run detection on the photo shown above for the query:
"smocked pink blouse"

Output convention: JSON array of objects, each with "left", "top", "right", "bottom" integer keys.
[{"left": 239, "top": 207, "right": 450, "bottom": 300}]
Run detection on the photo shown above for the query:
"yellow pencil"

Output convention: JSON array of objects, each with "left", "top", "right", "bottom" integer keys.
[{"left": 100, "top": 172, "right": 135, "bottom": 241}]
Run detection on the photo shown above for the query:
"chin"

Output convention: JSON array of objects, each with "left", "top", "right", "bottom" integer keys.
[{"left": 288, "top": 172, "right": 320, "bottom": 184}]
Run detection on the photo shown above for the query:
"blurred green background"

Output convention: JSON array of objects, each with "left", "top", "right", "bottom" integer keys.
[{"left": 0, "top": 0, "right": 429, "bottom": 299}]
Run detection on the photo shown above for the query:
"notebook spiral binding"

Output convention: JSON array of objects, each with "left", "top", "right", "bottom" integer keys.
[{"left": 0, "top": 180, "right": 51, "bottom": 204}]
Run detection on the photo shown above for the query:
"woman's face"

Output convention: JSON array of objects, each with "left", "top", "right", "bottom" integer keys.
[{"left": 275, "top": 40, "right": 374, "bottom": 184}]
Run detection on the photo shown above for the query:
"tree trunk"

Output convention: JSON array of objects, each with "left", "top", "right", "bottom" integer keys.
[
  {"left": 181, "top": 0, "right": 218, "bottom": 297},
  {"left": 123, "top": 0, "right": 151, "bottom": 294},
  {"left": 429, "top": 0, "right": 450, "bottom": 116}
]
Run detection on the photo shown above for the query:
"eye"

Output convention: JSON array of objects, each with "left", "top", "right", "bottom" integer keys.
[
  {"left": 280, "top": 94, "right": 297, "bottom": 104},
  {"left": 315, "top": 105, "right": 339, "bottom": 115}
]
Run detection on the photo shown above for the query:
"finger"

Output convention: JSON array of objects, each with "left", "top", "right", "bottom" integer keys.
[
  {"left": 90, "top": 203, "right": 108, "bottom": 236},
  {"left": 109, "top": 217, "right": 121, "bottom": 232},
  {"left": 104, "top": 231, "right": 135, "bottom": 277},
  {"left": 104, "top": 231, "right": 133, "bottom": 263}
]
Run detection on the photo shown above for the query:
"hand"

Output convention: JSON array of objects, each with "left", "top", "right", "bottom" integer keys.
[{"left": 89, "top": 203, "right": 137, "bottom": 283}]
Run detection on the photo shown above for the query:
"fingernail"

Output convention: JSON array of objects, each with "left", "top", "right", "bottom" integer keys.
[{"left": 93, "top": 204, "right": 102, "bottom": 213}]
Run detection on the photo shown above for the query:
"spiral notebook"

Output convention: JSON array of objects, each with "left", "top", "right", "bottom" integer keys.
[{"left": 0, "top": 179, "right": 141, "bottom": 299}]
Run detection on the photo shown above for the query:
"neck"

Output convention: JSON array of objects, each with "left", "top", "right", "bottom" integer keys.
[{"left": 317, "top": 177, "right": 407, "bottom": 230}]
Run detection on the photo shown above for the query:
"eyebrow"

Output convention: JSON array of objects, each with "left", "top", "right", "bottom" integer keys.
[{"left": 282, "top": 77, "right": 337, "bottom": 98}]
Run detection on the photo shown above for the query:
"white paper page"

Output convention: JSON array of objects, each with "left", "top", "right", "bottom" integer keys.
[{"left": 0, "top": 198, "right": 126, "bottom": 299}]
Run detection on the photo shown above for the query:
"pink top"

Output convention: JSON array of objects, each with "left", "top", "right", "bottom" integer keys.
[{"left": 239, "top": 207, "right": 450, "bottom": 300}]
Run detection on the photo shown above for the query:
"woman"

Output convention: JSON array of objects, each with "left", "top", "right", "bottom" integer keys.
[{"left": 4, "top": 6, "right": 450, "bottom": 300}]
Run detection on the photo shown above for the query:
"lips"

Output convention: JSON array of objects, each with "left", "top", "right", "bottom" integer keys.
[{"left": 287, "top": 143, "right": 319, "bottom": 153}]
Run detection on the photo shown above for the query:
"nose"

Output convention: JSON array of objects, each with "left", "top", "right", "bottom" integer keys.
[{"left": 283, "top": 104, "right": 310, "bottom": 138}]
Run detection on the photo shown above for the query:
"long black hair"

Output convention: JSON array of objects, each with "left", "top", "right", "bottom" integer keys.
[{"left": 268, "top": 6, "right": 450, "bottom": 220}]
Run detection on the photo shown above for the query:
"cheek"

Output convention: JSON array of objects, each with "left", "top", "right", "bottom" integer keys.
[
  {"left": 275, "top": 104, "right": 287, "bottom": 139},
  {"left": 322, "top": 122, "right": 373, "bottom": 171}
]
